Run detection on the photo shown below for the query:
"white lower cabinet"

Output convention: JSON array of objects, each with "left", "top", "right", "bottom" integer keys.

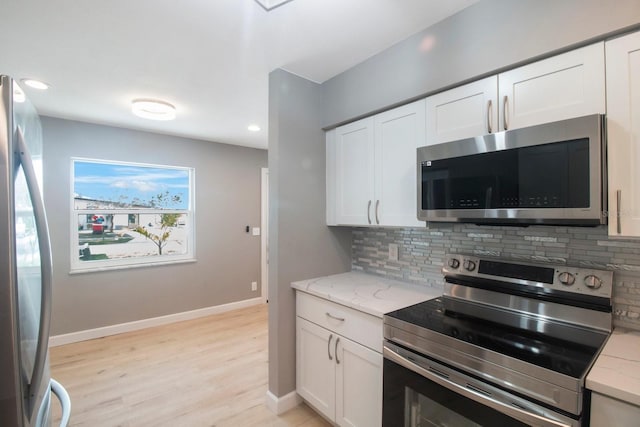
[
  {"left": 296, "top": 293, "right": 383, "bottom": 427},
  {"left": 590, "top": 392, "right": 640, "bottom": 426}
]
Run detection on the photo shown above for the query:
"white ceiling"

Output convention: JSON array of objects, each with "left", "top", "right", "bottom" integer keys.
[{"left": 0, "top": 0, "right": 478, "bottom": 149}]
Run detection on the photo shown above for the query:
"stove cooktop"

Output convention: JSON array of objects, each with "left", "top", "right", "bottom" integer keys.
[{"left": 385, "top": 297, "right": 608, "bottom": 379}]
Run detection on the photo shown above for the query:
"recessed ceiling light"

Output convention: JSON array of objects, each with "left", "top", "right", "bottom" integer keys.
[
  {"left": 248, "top": 124, "right": 261, "bottom": 132},
  {"left": 131, "top": 99, "right": 176, "bottom": 121},
  {"left": 254, "top": 0, "right": 295, "bottom": 11},
  {"left": 22, "top": 79, "right": 49, "bottom": 90},
  {"left": 12, "top": 82, "right": 25, "bottom": 103}
]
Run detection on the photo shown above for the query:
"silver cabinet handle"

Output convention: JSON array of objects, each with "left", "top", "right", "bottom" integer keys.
[
  {"left": 335, "top": 337, "right": 341, "bottom": 364},
  {"left": 487, "top": 99, "right": 493, "bottom": 134},
  {"left": 367, "top": 200, "right": 372, "bottom": 224},
  {"left": 503, "top": 95, "right": 509, "bottom": 130},
  {"left": 328, "top": 334, "right": 333, "bottom": 361},
  {"left": 16, "top": 128, "right": 53, "bottom": 420},
  {"left": 326, "top": 312, "right": 345, "bottom": 322},
  {"left": 375, "top": 199, "right": 380, "bottom": 224},
  {"left": 617, "top": 190, "right": 622, "bottom": 234}
]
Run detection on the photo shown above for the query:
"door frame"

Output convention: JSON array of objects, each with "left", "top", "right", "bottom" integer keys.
[{"left": 261, "top": 167, "right": 269, "bottom": 303}]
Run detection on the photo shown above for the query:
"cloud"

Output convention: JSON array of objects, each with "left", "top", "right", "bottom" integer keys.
[{"left": 111, "top": 179, "right": 159, "bottom": 192}]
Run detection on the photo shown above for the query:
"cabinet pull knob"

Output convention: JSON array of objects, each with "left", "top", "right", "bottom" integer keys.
[
  {"left": 503, "top": 95, "right": 509, "bottom": 130},
  {"left": 328, "top": 334, "right": 333, "bottom": 361},
  {"left": 335, "top": 337, "right": 341, "bottom": 364},
  {"left": 487, "top": 99, "right": 493, "bottom": 134},
  {"left": 375, "top": 200, "right": 380, "bottom": 225},
  {"left": 617, "top": 190, "right": 622, "bottom": 234},
  {"left": 367, "top": 200, "right": 372, "bottom": 224},
  {"left": 326, "top": 312, "right": 345, "bottom": 322}
]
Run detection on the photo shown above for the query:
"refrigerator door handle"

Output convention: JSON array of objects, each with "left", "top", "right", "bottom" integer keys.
[
  {"left": 51, "top": 378, "right": 71, "bottom": 427},
  {"left": 15, "top": 127, "right": 53, "bottom": 419}
]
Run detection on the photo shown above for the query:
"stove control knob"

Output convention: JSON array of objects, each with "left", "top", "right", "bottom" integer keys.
[
  {"left": 584, "top": 275, "right": 603, "bottom": 290},
  {"left": 463, "top": 260, "right": 476, "bottom": 271},
  {"left": 558, "top": 272, "right": 575, "bottom": 286},
  {"left": 448, "top": 258, "right": 460, "bottom": 269}
]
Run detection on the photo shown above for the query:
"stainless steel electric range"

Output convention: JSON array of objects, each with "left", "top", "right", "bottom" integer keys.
[{"left": 382, "top": 254, "right": 613, "bottom": 427}]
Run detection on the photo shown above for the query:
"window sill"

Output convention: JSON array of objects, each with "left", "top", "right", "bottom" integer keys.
[{"left": 69, "top": 258, "right": 197, "bottom": 275}]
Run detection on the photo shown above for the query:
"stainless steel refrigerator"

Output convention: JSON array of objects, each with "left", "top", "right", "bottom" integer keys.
[{"left": 0, "top": 75, "right": 70, "bottom": 426}]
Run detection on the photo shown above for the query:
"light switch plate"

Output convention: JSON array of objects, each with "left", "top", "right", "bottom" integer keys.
[{"left": 252, "top": 227, "right": 261, "bottom": 236}]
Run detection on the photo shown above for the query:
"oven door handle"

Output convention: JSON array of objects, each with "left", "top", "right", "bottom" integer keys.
[{"left": 383, "top": 345, "right": 572, "bottom": 427}]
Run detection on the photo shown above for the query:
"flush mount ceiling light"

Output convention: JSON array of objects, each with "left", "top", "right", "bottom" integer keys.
[
  {"left": 254, "top": 0, "right": 295, "bottom": 11},
  {"left": 22, "top": 79, "right": 49, "bottom": 90},
  {"left": 248, "top": 124, "right": 261, "bottom": 132},
  {"left": 131, "top": 99, "right": 176, "bottom": 121}
]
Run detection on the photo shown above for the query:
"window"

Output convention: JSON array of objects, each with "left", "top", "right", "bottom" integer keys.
[{"left": 71, "top": 158, "right": 195, "bottom": 272}]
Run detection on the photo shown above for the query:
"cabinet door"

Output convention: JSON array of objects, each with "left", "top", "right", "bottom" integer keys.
[
  {"left": 335, "top": 336, "right": 383, "bottom": 427},
  {"left": 591, "top": 393, "right": 640, "bottom": 427},
  {"left": 425, "top": 76, "right": 498, "bottom": 145},
  {"left": 374, "top": 100, "right": 426, "bottom": 227},
  {"left": 606, "top": 32, "right": 640, "bottom": 236},
  {"left": 296, "top": 317, "right": 336, "bottom": 420},
  {"left": 335, "top": 117, "right": 375, "bottom": 225},
  {"left": 498, "top": 42, "right": 605, "bottom": 131}
]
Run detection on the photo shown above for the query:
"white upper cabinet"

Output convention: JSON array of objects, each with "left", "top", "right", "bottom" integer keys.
[
  {"left": 329, "top": 100, "right": 425, "bottom": 227},
  {"left": 425, "top": 76, "right": 498, "bottom": 145},
  {"left": 423, "top": 42, "right": 605, "bottom": 146},
  {"left": 374, "top": 100, "right": 425, "bottom": 227},
  {"left": 333, "top": 117, "right": 376, "bottom": 226},
  {"left": 498, "top": 42, "right": 605, "bottom": 131},
  {"left": 606, "top": 31, "right": 640, "bottom": 237}
]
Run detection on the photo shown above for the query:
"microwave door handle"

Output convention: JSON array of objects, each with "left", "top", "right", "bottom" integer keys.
[{"left": 383, "top": 346, "right": 571, "bottom": 427}]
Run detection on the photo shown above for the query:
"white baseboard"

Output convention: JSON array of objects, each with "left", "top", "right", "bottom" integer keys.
[
  {"left": 265, "top": 390, "right": 302, "bottom": 415},
  {"left": 49, "top": 297, "right": 264, "bottom": 347}
]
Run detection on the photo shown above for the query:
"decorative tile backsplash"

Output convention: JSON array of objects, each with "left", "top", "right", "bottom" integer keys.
[{"left": 351, "top": 224, "right": 640, "bottom": 330}]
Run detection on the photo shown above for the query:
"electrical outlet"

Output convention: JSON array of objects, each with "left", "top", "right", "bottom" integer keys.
[
  {"left": 388, "top": 244, "right": 398, "bottom": 261},
  {"left": 251, "top": 281, "right": 258, "bottom": 291}
]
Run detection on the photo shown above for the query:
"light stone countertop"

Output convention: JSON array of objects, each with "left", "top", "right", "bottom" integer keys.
[
  {"left": 291, "top": 271, "right": 442, "bottom": 318},
  {"left": 586, "top": 328, "right": 640, "bottom": 406}
]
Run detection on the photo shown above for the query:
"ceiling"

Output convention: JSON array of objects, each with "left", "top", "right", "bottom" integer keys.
[{"left": 0, "top": 0, "right": 478, "bottom": 149}]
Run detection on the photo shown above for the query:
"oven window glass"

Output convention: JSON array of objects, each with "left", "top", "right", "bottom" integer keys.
[
  {"left": 405, "top": 388, "right": 483, "bottom": 427},
  {"left": 385, "top": 359, "right": 529, "bottom": 427},
  {"left": 421, "top": 138, "right": 589, "bottom": 210}
]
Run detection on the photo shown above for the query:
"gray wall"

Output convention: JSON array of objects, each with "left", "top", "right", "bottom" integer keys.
[
  {"left": 322, "top": 0, "right": 640, "bottom": 128},
  {"left": 267, "top": 69, "right": 351, "bottom": 397},
  {"left": 353, "top": 225, "right": 640, "bottom": 330},
  {"left": 42, "top": 117, "right": 267, "bottom": 335}
]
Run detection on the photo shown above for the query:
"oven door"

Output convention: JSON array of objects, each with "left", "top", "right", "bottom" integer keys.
[{"left": 383, "top": 342, "right": 579, "bottom": 427}]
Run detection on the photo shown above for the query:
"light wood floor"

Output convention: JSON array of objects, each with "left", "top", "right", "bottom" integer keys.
[{"left": 50, "top": 304, "right": 331, "bottom": 427}]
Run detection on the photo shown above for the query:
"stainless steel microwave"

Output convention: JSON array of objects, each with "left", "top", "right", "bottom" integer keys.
[{"left": 417, "top": 114, "right": 606, "bottom": 226}]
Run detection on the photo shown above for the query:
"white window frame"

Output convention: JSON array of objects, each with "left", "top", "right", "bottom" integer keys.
[{"left": 70, "top": 158, "right": 196, "bottom": 273}]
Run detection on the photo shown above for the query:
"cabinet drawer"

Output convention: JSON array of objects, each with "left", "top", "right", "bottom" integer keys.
[{"left": 296, "top": 292, "right": 383, "bottom": 353}]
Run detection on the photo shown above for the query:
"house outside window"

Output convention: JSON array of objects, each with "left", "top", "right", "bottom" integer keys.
[{"left": 71, "top": 158, "right": 195, "bottom": 273}]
